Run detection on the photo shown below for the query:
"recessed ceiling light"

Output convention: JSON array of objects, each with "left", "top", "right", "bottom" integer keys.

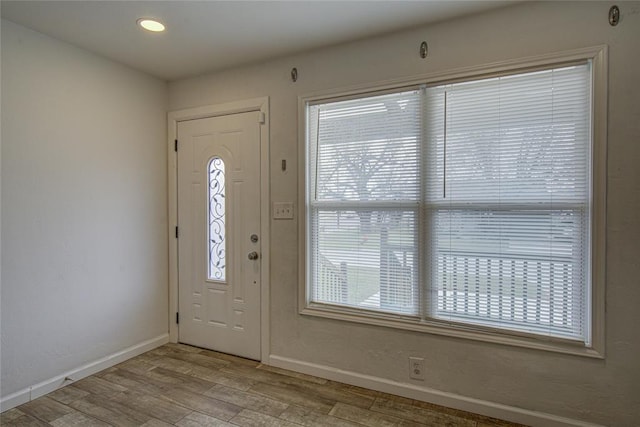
[{"left": 137, "top": 18, "right": 165, "bottom": 33}]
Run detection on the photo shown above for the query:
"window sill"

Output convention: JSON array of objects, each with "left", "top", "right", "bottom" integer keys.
[{"left": 300, "top": 303, "right": 604, "bottom": 359}]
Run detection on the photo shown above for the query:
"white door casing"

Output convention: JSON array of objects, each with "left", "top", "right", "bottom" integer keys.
[{"left": 169, "top": 98, "right": 269, "bottom": 361}]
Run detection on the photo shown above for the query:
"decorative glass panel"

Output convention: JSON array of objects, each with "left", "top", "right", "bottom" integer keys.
[{"left": 208, "top": 157, "right": 226, "bottom": 281}]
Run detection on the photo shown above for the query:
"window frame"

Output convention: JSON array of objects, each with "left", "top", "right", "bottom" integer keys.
[{"left": 298, "top": 46, "right": 607, "bottom": 358}]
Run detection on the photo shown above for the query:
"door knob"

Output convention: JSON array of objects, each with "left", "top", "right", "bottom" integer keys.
[{"left": 248, "top": 251, "right": 259, "bottom": 260}]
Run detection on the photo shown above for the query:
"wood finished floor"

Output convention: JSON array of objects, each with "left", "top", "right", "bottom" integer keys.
[{"left": 2, "top": 343, "right": 526, "bottom": 427}]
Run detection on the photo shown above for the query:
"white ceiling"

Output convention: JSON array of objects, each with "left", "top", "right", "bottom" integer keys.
[{"left": 1, "top": 1, "right": 512, "bottom": 81}]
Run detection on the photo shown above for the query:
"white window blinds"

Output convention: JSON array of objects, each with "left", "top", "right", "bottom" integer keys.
[
  {"left": 425, "top": 64, "right": 591, "bottom": 341},
  {"left": 309, "top": 90, "right": 422, "bottom": 315},
  {"left": 307, "top": 62, "right": 592, "bottom": 343}
]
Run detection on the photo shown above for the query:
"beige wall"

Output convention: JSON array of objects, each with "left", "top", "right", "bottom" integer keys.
[
  {"left": 1, "top": 20, "right": 169, "bottom": 399},
  {"left": 169, "top": 2, "right": 640, "bottom": 425}
]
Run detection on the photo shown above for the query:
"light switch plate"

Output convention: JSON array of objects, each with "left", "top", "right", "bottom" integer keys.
[{"left": 273, "top": 202, "right": 294, "bottom": 219}]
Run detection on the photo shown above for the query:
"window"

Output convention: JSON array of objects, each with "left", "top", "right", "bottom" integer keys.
[
  {"left": 308, "top": 89, "right": 422, "bottom": 315},
  {"left": 208, "top": 157, "right": 226, "bottom": 281},
  {"left": 302, "top": 49, "right": 606, "bottom": 356}
]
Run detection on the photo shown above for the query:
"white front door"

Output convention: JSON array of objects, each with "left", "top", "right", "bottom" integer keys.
[{"left": 177, "top": 111, "right": 262, "bottom": 360}]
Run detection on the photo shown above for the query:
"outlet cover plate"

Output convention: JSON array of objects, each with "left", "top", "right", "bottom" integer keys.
[{"left": 409, "top": 357, "right": 425, "bottom": 381}]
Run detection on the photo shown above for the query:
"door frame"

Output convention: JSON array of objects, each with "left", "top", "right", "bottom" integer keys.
[{"left": 168, "top": 97, "right": 270, "bottom": 361}]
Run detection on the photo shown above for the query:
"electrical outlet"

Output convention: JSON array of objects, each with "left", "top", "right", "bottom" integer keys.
[
  {"left": 409, "top": 357, "right": 425, "bottom": 381},
  {"left": 273, "top": 202, "right": 294, "bottom": 219}
]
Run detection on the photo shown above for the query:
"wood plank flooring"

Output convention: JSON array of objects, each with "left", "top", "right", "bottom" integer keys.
[{"left": 2, "top": 343, "right": 525, "bottom": 427}]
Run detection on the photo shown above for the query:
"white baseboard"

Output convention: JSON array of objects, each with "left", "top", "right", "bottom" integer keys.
[
  {"left": 267, "top": 354, "right": 603, "bottom": 427},
  {"left": 0, "top": 333, "right": 169, "bottom": 412}
]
